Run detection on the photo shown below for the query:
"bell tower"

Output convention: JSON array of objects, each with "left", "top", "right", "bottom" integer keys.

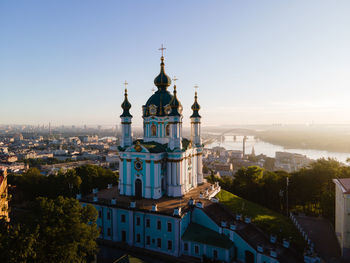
[
  {"left": 190, "top": 87, "right": 203, "bottom": 185},
  {"left": 120, "top": 82, "right": 133, "bottom": 148}
]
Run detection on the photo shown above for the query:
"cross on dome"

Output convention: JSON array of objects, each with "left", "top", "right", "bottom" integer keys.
[
  {"left": 158, "top": 44, "right": 166, "bottom": 57},
  {"left": 123, "top": 80, "right": 128, "bottom": 92},
  {"left": 172, "top": 76, "right": 178, "bottom": 85},
  {"left": 194, "top": 85, "right": 199, "bottom": 95}
]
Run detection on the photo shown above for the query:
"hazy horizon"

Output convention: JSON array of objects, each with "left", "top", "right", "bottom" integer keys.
[{"left": 1, "top": 1, "right": 350, "bottom": 126}]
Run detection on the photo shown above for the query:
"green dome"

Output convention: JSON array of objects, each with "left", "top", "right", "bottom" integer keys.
[{"left": 143, "top": 90, "right": 173, "bottom": 117}]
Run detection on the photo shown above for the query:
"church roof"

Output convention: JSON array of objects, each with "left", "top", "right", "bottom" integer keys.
[
  {"left": 168, "top": 85, "right": 182, "bottom": 116},
  {"left": 154, "top": 56, "right": 171, "bottom": 89},
  {"left": 182, "top": 223, "right": 234, "bottom": 249},
  {"left": 143, "top": 89, "right": 173, "bottom": 117},
  {"left": 143, "top": 56, "right": 183, "bottom": 118},
  {"left": 120, "top": 88, "right": 132, "bottom": 118},
  {"left": 134, "top": 140, "right": 167, "bottom": 153},
  {"left": 190, "top": 91, "right": 201, "bottom": 118}
]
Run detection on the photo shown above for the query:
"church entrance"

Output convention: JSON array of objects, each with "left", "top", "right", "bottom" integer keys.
[{"left": 135, "top": 179, "right": 142, "bottom": 199}]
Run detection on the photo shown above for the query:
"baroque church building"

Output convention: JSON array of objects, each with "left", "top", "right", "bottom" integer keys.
[
  {"left": 80, "top": 51, "right": 307, "bottom": 263},
  {"left": 118, "top": 54, "right": 203, "bottom": 200}
]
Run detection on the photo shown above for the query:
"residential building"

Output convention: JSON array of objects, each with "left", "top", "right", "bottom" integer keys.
[
  {"left": 333, "top": 178, "right": 350, "bottom": 259},
  {"left": 0, "top": 167, "right": 8, "bottom": 221}
]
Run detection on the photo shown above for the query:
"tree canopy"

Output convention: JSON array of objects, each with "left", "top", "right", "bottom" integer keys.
[
  {"left": 0, "top": 197, "right": 99, "bottom": 263},
  {"left": 207, "top": 158, "right": 350, "bottom": 223}
]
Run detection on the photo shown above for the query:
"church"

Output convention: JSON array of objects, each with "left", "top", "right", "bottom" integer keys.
[
  {"left": 118, "top": 50, "right": 203, "bottom": 200},
  {"left": 79, "top": 50, "right": 307, "bottom": 263}
]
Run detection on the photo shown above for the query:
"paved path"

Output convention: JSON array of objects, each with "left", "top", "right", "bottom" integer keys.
[{"left": 296, "top": 215, "right": 341, "bottom": 263}]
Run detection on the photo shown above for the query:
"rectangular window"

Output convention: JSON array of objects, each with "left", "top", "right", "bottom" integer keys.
[
  {"left": 167, "top": 222, "right": 172, "bottom": 232},
  {"left": 213, "top": 249, "right": 218, "bottom": 259},
  {"left": 146, "top": 218, "right": 150, "bottom": 227},
  {"left": 146, "top": 236, "right": 150, "bottom": 245},
  {"left": 107, "top": 228, "right": 111, "bottom": 236},
  {"left": 121, "top": 214, "right": 126, "bottom": 223},
  {"left": 98, "top": 210, "right": 102, "bottom": 218},
  {"left": 157, "top": 220, "right": 161, "bottom": 230},
  {"left": 195, "top": 245, "right": 199, "bottom": 254},
  {"left": 121, "top": 231, "right": 126, "bottom": 242},
  {"left": 184, "top": 243, "right": 188, "bottom": 251},
  {"left": 136, "top": 216, "right": 140, "bottom": 226},
  {"left": 157, "top": 238, "right": 161, "bottom": 248},
  {"left": 136, "top": 234, "right": 141, "bottom": 243},
  {"left": 167, "top": 240, "right": 172, "bottom": 250},
  {"left": 107, "top": 211, "right": 111, "bottom": 220}
]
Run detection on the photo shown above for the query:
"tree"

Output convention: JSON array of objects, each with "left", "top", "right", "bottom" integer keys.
[
  {"left": 27, "top": 196, "right": 99, "bottom": 263},
  {"left": 0, "top": 219, "right": 38, "bottom": 263}
]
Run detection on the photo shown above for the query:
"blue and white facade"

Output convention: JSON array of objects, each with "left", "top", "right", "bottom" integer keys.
[
  {"left": 118, "top": 54, "right": 203, "bottom": 199},
  {"left": 80, "top": 53, "right": 306, "bottom": 263}
]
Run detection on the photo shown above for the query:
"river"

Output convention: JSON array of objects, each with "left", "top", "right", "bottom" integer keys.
[{"left": 206, "top": 135, "right": 350, "bottom": 164}]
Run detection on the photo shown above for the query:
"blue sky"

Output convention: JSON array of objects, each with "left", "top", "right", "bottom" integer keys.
[{"left": 1, "top": 1, "right": 349, "bottom": 127}]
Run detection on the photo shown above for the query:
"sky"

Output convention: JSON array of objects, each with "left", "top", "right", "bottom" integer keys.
[{"left": 1, "top": 0, "right": 350, "bottom": 127}]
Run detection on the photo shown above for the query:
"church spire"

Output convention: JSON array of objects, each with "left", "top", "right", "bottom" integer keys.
[
  {"left": 190, "top": 86, "right": 201, "bottom": 118},
  {"left": 120, "top": 81, "right": 132, "bottom": 117},
  {"left": 169, "top": 83, "right": 182, "bottom": 116}
]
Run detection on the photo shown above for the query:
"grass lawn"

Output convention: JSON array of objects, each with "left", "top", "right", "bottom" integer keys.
[{"left": 216, "top": 190, "right": 305, "bottom": 251}]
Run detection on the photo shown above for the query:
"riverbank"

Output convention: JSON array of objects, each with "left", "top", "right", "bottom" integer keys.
[{"left": 256, "top": 129, "right": 350, "bottom": 154}]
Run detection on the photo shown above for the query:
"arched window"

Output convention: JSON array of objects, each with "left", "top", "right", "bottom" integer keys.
[
  {"left": 151, "top": 124, "right": 157, "bottom": 137},
  {"left": 165, "top": 124, "right": 170, "bottom": 136}
]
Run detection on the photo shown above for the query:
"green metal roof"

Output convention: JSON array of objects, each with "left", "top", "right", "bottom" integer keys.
[
  {"left": 136, "top": 140, "right": 167, "bottom": 153},
  {"left": 182, "top": 223, "right": 234, "bottom": 249}
]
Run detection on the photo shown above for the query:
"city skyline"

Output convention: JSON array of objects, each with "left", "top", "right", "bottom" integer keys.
[{"left": 1, "top": 1, "right": 350, "bottom": 126}]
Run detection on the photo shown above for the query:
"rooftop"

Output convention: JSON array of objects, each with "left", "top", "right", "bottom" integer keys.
[
  {"left": 333, "top": 178, "right": 350, "bottom": 194},
  {"left": 182, "top": 223, "right": 233, "bottom": 249},
  {"left": 80, "top": 182, "right": 220, "bottom": 217}
]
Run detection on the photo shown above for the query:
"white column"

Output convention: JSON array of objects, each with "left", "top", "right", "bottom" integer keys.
[
  {"left": 167, "top": 161, "right": 171, "bottom": 185},
  {"left": 154, "top": 162, "right": 159, "bottom": 187},
  {"left": 176, "top": 162, "right": 180, "bottom": 185},
  {"left": 145, "top": 160, "right": 151, "bottom": 198},
  {"left": 126, "top": 159, "right": 132, "bottom": 195},
  {"left": 119, "top": 159, "right": 124, "bottom": 195},
  {"left": 172, "top": 162, "right": 176, "bottom": 186},
  {"left": 154, "top": 162, "right": 161, "bottom": 199},
  {"left": 197, "top": 154, "right": 203, "bottom": 185},
  {"left": 179, "top": 160, "right": 183, "bottom": 185}
]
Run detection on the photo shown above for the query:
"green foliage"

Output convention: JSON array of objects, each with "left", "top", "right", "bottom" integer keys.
[
  {"left": 211, "top": 158, "right": 350, "bottom": 225},
  {"left": 0, "top": 197, "right": 99, "bottom": 263},
  {"left": 75, "top": 165, "right": 118, "bottom": 195},
  {"left": 24, "top": 158, "right": 72, "bottom": 168},
  {"left": 216, "top": 190, "right": 305, "bottom": 251},
  {"left": 289, "top": 158, "right": 350, "bottom": 221},
  {"left": 29, "top": 197, "right": 99, "bottom": 263},
  {"left": 8, "top": 165, "right": 118, "bottom": 202},
  {"left": 0, "top": 219, "right": 38, "bottom": 263}
]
